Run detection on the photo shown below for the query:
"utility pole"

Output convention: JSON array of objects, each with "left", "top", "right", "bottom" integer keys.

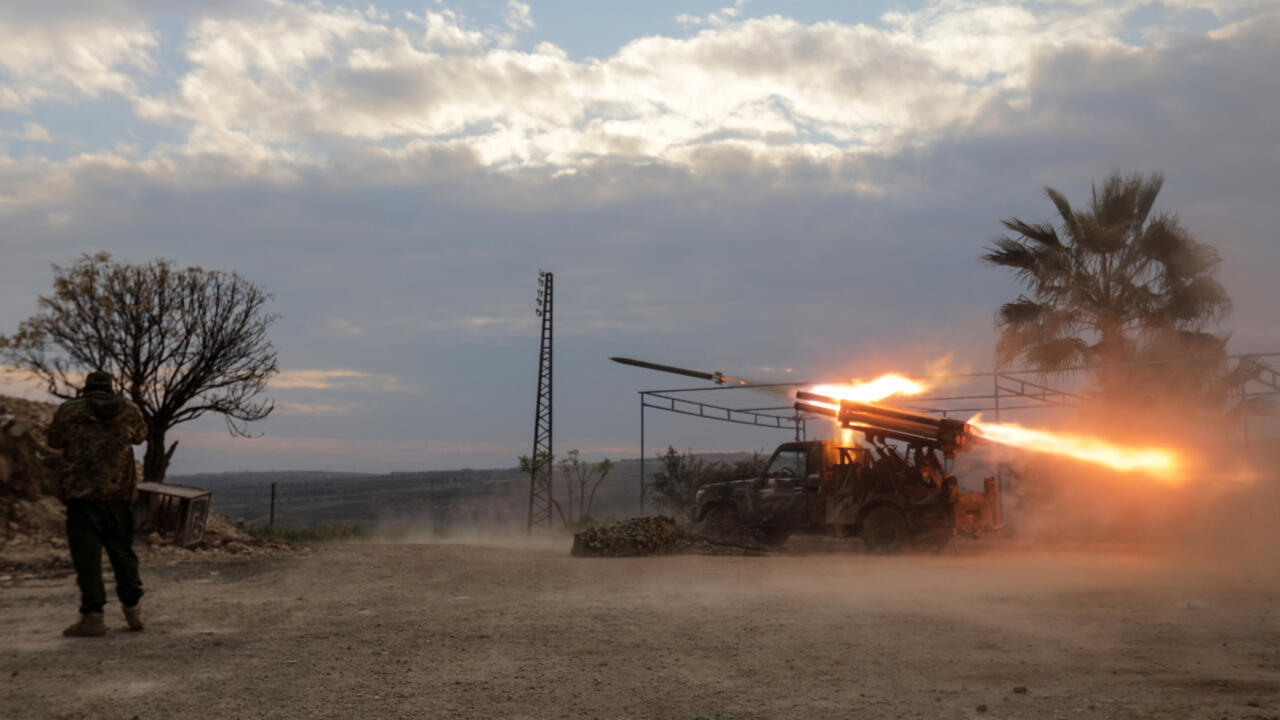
[{"left": 527, "top": 271, "right": 554, "bottom": 532}]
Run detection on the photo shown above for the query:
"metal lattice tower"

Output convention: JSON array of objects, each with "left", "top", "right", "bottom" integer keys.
[{"left": 527, "top": 271, "right": 554, "bottom": 532}]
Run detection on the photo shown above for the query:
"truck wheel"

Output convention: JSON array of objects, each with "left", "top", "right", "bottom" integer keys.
[
  {"left": 701, "top": 504, "right": 746, "bottom": 539},
  {"left": 912, "top": 528, "right": 953, "bottom": 553},
  {"left": 861, "top": 507, "right": 909, "bottom": 554},
  {"left": 754, "top": 525, "right": 792, "bottom": 547}
]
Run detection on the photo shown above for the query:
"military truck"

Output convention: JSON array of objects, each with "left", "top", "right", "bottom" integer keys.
[
  {"left": 693, "top": 440, "right": 968, "bottom": 552},
  {"left": 691, "top": 391, "right": 1000, "bottom": 553}
]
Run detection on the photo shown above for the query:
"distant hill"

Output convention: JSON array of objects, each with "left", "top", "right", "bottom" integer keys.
[
  {"left": 169, "top": 451, "right": 766, "bottom": 530},
  {"left": 172, "top": 470, "right": 376, "bottom": 487}
]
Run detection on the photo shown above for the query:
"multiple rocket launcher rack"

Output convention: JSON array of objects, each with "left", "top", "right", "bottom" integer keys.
[{"left": 794, "top": 391, "right": 973, "bottom": 458}]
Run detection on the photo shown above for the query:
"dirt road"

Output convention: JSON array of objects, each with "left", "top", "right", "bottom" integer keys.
[{"left": 3, "top": 540, "right": 1279, "bottom": 719}]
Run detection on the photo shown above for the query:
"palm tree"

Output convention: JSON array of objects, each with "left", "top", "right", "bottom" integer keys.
[{"left": 984, "top": 171, "right": 1231, "bottom": 383}]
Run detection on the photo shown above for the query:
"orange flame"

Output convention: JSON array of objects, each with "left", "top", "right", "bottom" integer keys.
[
  {"left": 810, "top": 374, "right": 930, "bottom": 446},
  {"left": 968, "top": 415, "right": 1181, "bottom": 481},
  {"left": 810, "top": 374, "right": 929, "bottom": 405}
]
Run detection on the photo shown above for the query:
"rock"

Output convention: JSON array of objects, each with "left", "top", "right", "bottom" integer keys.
[
  {"left": 147, "top": 532, "right": 165, "bottom": 546},
  {"left": 1013, "top": 686, "right": 1027, "bottom": 694},
  {"left": 224, "top": 541, "right": 248, "bottom": 554},
  {"left": 5, "top": 420, "right": 32, "bottom": 438},
  {"left": 976, "top": 704, "right": 988, "bottom": 713}
]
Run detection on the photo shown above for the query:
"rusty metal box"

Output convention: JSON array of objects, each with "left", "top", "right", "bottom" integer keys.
[{"left": 134, "top": 482, "right": 212, "bottom": 546}]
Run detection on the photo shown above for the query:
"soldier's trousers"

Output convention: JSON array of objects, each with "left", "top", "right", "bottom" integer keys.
[{"left": 65, "top": 500, "right": 144, "bottom": 614}]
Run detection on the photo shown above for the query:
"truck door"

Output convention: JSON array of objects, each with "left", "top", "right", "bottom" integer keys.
[
  {"left": 824, "top": 447, "right": 869, "bottom": 527},
  {"left": 755, "top": 446, "right": 815, "bottom": 524}
]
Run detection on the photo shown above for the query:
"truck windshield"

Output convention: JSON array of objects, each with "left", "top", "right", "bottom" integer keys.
[{"left": 766, "top": 449, "right": 807, "bottom": 478}]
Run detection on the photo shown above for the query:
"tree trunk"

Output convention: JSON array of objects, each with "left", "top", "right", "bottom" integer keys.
[
  {"left": 1095, "top": 325, "right": 1129, "bottom": 399},
  {"left": 142, "top": 428, "right": 178, "bottom": 484}
]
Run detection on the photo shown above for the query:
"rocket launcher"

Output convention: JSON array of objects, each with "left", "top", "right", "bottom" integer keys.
[{"left": 795, "top": 390, "right": 972, "bottom": 458}]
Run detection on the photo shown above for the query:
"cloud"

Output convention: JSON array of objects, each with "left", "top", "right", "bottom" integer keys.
[
  {"left": 504, "top": 1, "right": 534, "bottom": 32},
  {"left": 326, "top": 317, "right": 366, "bottom": 338},
  {"left": 276, "top": 401, "right": 346, "bottom": 415},
  {"left": 1, "top": 122, "right": 53, "bottom": 142},
  {"left": 273, "top": 369, "right": 404, "bottom": 391},
  {"left": 61, "top": 0, "right": 1188, "bottom": 173},
  {"left": 0, "top": 12, "right": 156, "bottom": 112},
  {"left": 677, "top": 0, "right": 750, "bottom": 28}
]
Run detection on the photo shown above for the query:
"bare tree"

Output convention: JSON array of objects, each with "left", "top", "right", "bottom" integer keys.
[
  {"left": 557, "top": 449, "right": 613, "bottom": 524},
  {"left": 0, "top": 253, "right": 279, "bottom": 483}
]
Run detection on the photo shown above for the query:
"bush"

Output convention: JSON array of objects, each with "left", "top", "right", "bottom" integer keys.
[{"left": 647, "top": 447, "right": 766, "bottom": 521}]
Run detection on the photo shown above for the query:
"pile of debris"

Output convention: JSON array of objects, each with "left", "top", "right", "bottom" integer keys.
[
  {"left": 572, "top": 516, "right": 685, "bottom": 557},
  {"left": 0, "top": 395, "right": 57, "bottom": 502},
  {"left": 571, "top": 515, "right": 774, "bottom": 557},
  {"left": 190, "top": 513, "right": 290, "bottom": 555}
]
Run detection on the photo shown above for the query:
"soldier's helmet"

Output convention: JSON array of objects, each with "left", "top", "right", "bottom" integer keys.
[{"left": 83, "top": 370, "right": 113, "bottom": 393}]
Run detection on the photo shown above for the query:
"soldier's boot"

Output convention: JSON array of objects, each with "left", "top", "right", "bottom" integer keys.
[
  {"left": 62, "top": 612, "right": 107, "bottom": 637},
  {"left": 122, "top": 604, "right": 144, "bottom": 631}
]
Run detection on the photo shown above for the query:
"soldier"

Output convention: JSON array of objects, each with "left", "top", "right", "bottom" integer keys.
[{"left": 46, "top": 370, "right": 148, "bottom": 637}]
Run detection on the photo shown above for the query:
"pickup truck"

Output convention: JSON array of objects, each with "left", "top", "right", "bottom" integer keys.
[{"left": 693, "top": 439, "right": 995, "bottom": 553}]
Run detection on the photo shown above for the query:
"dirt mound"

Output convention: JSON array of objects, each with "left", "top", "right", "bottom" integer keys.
[
  {"left": 190, "top": 513, "right": 290, "bottom": 555},
  {"left": 0, "top": 394, "right": 57, "bottom": 501}
]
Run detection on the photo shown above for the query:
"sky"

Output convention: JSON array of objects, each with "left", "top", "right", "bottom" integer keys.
[{"left": 1, "top": 0, "right": 1277, "bottom": 474}]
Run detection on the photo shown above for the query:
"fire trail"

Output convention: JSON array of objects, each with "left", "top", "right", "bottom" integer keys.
[{"left": 796, "top": 388, "right": 1181, "bottom": 480}]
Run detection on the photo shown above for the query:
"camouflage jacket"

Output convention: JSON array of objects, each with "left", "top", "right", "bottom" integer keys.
[{"left": 46, "top": 391, "right": 147, "bottom": 503}]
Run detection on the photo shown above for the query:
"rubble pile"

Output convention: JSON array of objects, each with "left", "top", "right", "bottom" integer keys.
[
  {"left": 571, "top": 516, "right": 774, "bottom": 557},
  {"left": 0, "top": 395, "right": 57, "bottom": 502},
  {"left": 189, "top": 513, "right": 290, "bottom": 555},
  {"left": 572, "top": 516, "right": 685, "bottom": 557}
]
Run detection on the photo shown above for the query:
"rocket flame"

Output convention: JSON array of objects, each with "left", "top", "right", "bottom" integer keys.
[
  {"left": 811, "top": 374, "right": 930, "bottom": 447},
  {"left": 805, "top": 372, "right": 1181, "bottom": 482},
  {"left": 810, "top": 374, "right": 929, "bottom": 406},
  {"left": 968, "top": 415, "right": 1181, "bottom": 481}
]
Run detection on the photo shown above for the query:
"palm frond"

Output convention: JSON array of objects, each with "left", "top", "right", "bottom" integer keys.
[
  {"left": 1044, "top": 187, "right": 1081, "bottom": 244},
  {"left": 1129, "top": 172, "right": 1164, "bottom": 232},
  {"left": 1137, "top": 213, "right": 1183, "bottom": 264},
  {"left": 1075, "top": 215, "right": 1126, "bottom": 254},
  {"left": 1027, "top": 337, "right": 1091, "bottom": 371},
  {"left": 982, "top": 238, "right": 1038, "bottom": 271},
  {"left": 1000, "top": 217, "right": 1062, "bottom": 248},
  {"left": 997, "top": 298, "right": 1045, "bottom": 326},
  {"left": 1158, "top": 277, "right": 1232, "bottom": 324},
  {"left": 1091, "top": 171, "right": 1141, "bottom": 229}
]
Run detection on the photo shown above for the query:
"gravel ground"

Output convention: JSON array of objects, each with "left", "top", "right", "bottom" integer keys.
[{"left": 2, "top": 539, "right": 1279, "bottom": 719}]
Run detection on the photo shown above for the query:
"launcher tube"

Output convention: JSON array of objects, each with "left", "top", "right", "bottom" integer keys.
[
  {"left": 837, "top": 400, "right": 948, "bottom": 430},
  {"left": 838, "top": 412, "right": 948, "bottom": 441},
  {"left": 796, "top": 391, "right": 971, "bottom": 456}
]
